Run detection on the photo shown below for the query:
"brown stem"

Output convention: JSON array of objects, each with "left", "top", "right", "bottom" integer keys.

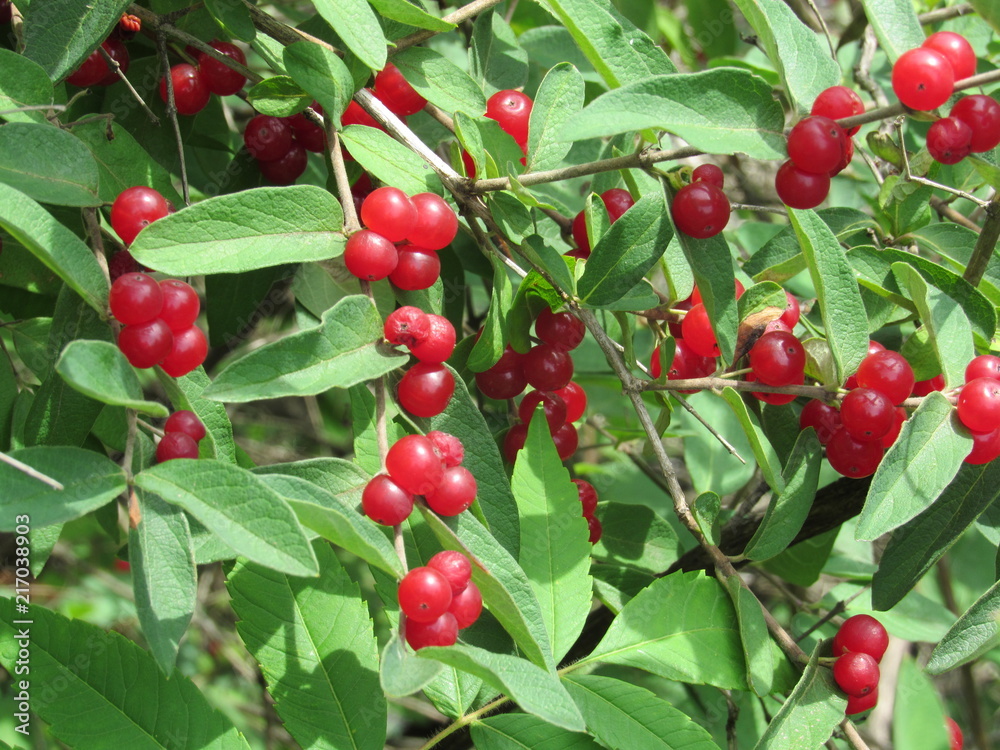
[
  {"left": 917, "top": 4, "right": 974, "bottom": 24},
  {"left": 329, "top": 128, "right": 361, "bottom": 233},
  {"left": 240, "top": 0, "right": 338, "bottom": 54},
  {"left": 155, "top": 30, "right": 190, "bottom": 206},
  {"left": 97, "top": 44, "right": 159, "bottom": 124},
  {"left": 392, "top": 0, "right": 509, "bottom": 53},
  {"left": 929, "top": 196, "right": 981, "bottom": 233},
  {"left": 963, "top": 192, "right": 1000, "bottom": 287}
]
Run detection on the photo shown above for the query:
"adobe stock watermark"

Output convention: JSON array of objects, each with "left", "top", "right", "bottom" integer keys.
[{"left": 11, "top": 514, "right": 32, "bottom": 737}]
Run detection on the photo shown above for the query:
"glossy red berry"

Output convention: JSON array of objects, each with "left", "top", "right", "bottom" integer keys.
[
  {"left": 427, "top": 430, "right": 464, "bottom": 468},
  {"left": 552, "top": 422, "right": 579, "bottom": 460},
  {"left": 158, "top": 279, "right": 200, "bottom": 332},
  {"left": 573, "top": 478, "right": 598, "bottom": 515},
  {"left": 957, "top": 377, "right": 1000, "bottom": 433},
  {"left": 384, "top": 306, "right": 430, "bottom": 348},
  {"left": 840, "top": 388, "right": 896, "bottom": 442},
  {"left": 156, "top": 432, "right": 199, "bottom": 462},
  {"left": 748, "top": 331, "right": 806, "bottom": 387},
  {"left": 966, "top": 354, "right": 1000, "bottom": 382},
  {"left": 826, "top": 429, "right": 884, "bottom": 478},
  {"left": 503, "top": 423, "right": 528, "bottom": 464},
  {"left": 747, "top": 371, "right": 801, "bottom": 405},
  {"left": 258, "top": 142, "right": 307, "bottom": 185},
  {"left": 652, "top": 339, "right": 716, "bottom": 393},
  {"left": 398, "top": 363, "right": 455, "bottom": 417},
  {"left": 811, "top": 86, "right": 865, "bottom": 136},
  {"left": 97, "top": 39, "right": 129, "bottom": 86},
  {"left": 244, "top": 115, "right": 293, "bottom": 161},
  {"left": 833, "top": 614, "right": 889, "bottom": 662},
  {"left": 448, "top": 581, "right": 482, "bottom": 628},
  {"left": 386, "top": 435, "right": 444, "bottom": 495},
  {"left": 587, "top": 515, "right": 603, "bottom": 544},
  {"left": 775, "top": 160, "right": 830, "bottom": 209},
  {"left": 881, "top": 407, "right": 907, "bottom": 450},
  {"left": 427, "top": 550, "right": 471, "bottom": 594},
  {"left": 788, "top": 116, "right": 849, "bottom": 175},
  {"left": 846, "top": 688, "right": 879, "bottom": 716},
  {"left": 164, "top": 410, "right": 206, "bottom": 442},
  {"left": 691, "top": 164, "right": 724, "bottom": 189},
  {"left": 912, "top": 374, "right": 946, "bottom": 396},
  {"left": 111, "top": 186, "right": 170, "bottom": 246},
  {"left": 690, "top": 280, "right": 745, "bottom": 307},
  {"left": 671, "top": 182, "right": 730, "bottom": 239},
  {"left": 476, "top": 365, "right": 528, "bottom": 401},
  {"left": 856, "top": 350, "right": 915, "bottom": 405},
  {"left": 554, "top": 381, "right": 587, "bottom": 423},
  {"left": 198, "top": 41, "right": 247, "bottom": 96},
  {"left": 535, "top": 308, "right": 585, "bottom": 350},
  {"left": 486, "top": 90, "right": 533, "bottom": 148},
  {"left": 408, "top": 193, "right": 458, "bottom": 250},
  {"left": 342, "top": 98, "right": 383, "bottom": 130},
  {"left": 780, "top": 291, "right": 801, "bottom": 329},
  {"left": 408, "top": 314, "right": 455, "bottom": 364},
  {"left": 681, "top": 304, "right": 719, "bottom": 359},
  {"left": 927, "top": 117, "right": 973, "bottom": 164},
  {"left": 118, "top": 320, "right": 173, "bottom": 369},
  {"left": 601, "top": 188, "right": 635, "bottom": 222},
  {"left": 374, "top": 63, "right": 427, "bottom": 117},
  {"left": 523, "top": 344, "right": 574, "bottom": 392},
  {"left": 390, "top": 244, "right": 440, "bottom": 290},
  {"left": 160, "top": 325, "right": 207, "bottom": 377},
  {"left": 362, "top": 474, "right": 414, "bottom": 525},
  {"left": 405, "top": 612, "right": 458, "bottom": 650},
  {"left": 923, "top": 31, "right": 977, "bottom": 81},
  {"left": 398, "top": 567, "right": 452, "bottom": 623},
  {"left": 571, "top": 210, "right": 591, "bottom": 255},
  {"left": 425, "top": 466, "right": 477, "bottom": 516},
  {"left": 287, "top": 105, "right": 327, "bottom": 153},
  {"left": 159, "top": 64, "right": 211, "bottom": 116},
  {"left": 829, "top": 139, "right": 855, "bottom": 177},
  {"left": 946, "top": 717, "right": 964, "bottom": 750},
  {"left": 344, "top": 230, "right": 398, "bottom": 280},
  {"left": 361, "top": 187, "right": 416, "bottom": 242},
  {"left": 833, "top": 652, "right": 880, "bottom": 698},
  {"left": 952, "top": 95, "right": 1000, "bottom": 153},
  {"left": 109, "top": 273, "right": 163, "bottom": 326},
  {"left": 799, "top": 400, "right": 843, "bottom": 445},
  {"left": 892, "top": 48, "right": 955, "bottom": 111},
  {"left": 66, "top": 45, "right": 110, "bottom": 87},
  {"left": 518, "top": 390, "right": 567, "bottom": 431}
]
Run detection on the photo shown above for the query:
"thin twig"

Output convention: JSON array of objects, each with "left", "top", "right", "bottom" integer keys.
[
  {"left": 0, "top": 452, "right": 64, "bottom": 490},
  {"left": 423, "top": 102, "right": 456, "bottom": 133},
  {"left": 329, "top": 129, "right": 361, "bottom": 233},
  {"left": 804, "top": 0, "right": 836, "bottom": 58},
  {"left": 0, "top": 104, "right": 66, "bottom": 116},
  {"left": 897, "top": 120, "right": 989, "bottom": 208},
  {"left": 392, "top": 0, "right": 509, "bottom": 53},
  {"left": 97, "top": 43, "right": 159, "bottom": 124},
  {"left": 963, "top": 192, "right": 1000, "bottom": 287},
  {"left": 839, "top": 719, "right": 873, "bottom": 750},
  {"left": 671, "top": 395, "right": 746, "bottom": 464},
  {"left": 82, "top": 208, "right": 111, "bottom": 291},
  {"left": 918, "top": 3, "right": 974, "bottom": 24},
  {"left": 155, "top": 30, "right": 190, "bottom": 206},
  {"left": 929, "top": 195, "right": 980, "bottom": 232}
]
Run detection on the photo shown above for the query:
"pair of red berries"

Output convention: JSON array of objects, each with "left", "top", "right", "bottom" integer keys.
[
  {"left": 573, "top": 479, "right": 603, "bottom": 544},
  {"left": 926, "top": 95, "right": 1000, "bottom": 164},
  {"left": 570, "top": 188, "right": 636, "bottom": 257},
  {"left": 831, "top": 614, "right": 887, "bottom": 715},
  {"left": 159, "top": 40, "right": 248, "bottom": 117},
  {"left": 156, "top": 410, "right": 207, "bottom": 462},
  {"left": 383, "top": 307, "right": 458, "bottom": 418},
  {"left": 110, "top": 272, "right": 207, "bottom": 377},
  {"left": 674, "top": 280, "right": 750, "bottom": 361},
  {"left": 399, "top": 551, "right": 482, "bottom": 650},
  {"left": 893, "top": 32, "right": 977, "bottom": 112},
  {"left": 671, "top": 164, "right": 731, "bottom": 240},
  {"left": 362, "top": 432, "right": 476, "bottom": 524},
  {"left": 461, "top": 89, "right": 534, "bottom": 178},
  {"left": 345, "top": 187, "right": 459, "bottom": 287}
]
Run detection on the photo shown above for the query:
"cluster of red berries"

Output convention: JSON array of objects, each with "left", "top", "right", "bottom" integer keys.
[
  {"left": 345, "top": 187, "right": 459, "bottom": 288},
  {"left": 363, "top": 431, "right": 476, "bottom": 524},
  {"left": 926, "top": 94, "right": 1000, "bottom": 164},
  {"left": 159, "top": 40, "right": 248, "bottom": 117},
  {"left": 109, "top": 272, "right": 207, "bottom": 377},
  {"left": 776, "top": 86, "right": 861, "bottom": 210},
  {"left": 398, "top": 550, "right": 482, "bottom": 650},
  {"left": 156, "top": 410, "right": 206, "bottom": 462},
  {"left": 243, "top": 107, "right": 325, "bottom": 186},
  {"left": 570, "top": 188, "right": 635, "bottom": 258},
  {"left": 383, "top": 307, "right": 457, "bottom": 418},
  {"left": 671, "top": 164, "right": 731, "bottom": 239},
  {"left": 892, "top": 32, "right": 976, "bottom": 112},
  {"left": 63, "top": 14, "right": 139, "bottom": 88},
  {"left": 573, "top": 479, "right": 602, "bottom": 544},
  {"left": 830, "top": 614, "right": 887, "bottom": 715},
  {"left": 955, "top": 355, "right": 1000, "bottom": 463},
  {"left": 462, "top": 90, "right": 534, "bottom": 178}
]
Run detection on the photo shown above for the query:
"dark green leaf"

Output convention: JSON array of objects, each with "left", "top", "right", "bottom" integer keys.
[
  {"left": 592, "top": 565, "right": 656, "bottom": 614},
  {"left": 472, "top": 713, "right": 601, "bottom": 749},
  {"left": 370, "top": 0, "right": 453, "bottom": 30},
  {"left": 720, "top": 387, "right": 784, "bottom": 493},
  {"left": 527, "top": 63, "right": 585, "bottom": 173},
  {"left": 380, "top": 632, "right": 443, "bottom": 697},
  {"left": 283, "top": 42, "right": 354, "bottom": 124},
  {"left": 857, "top": 0, "right": 924, "bottom": 62},
  {"left": 393, "top": 47, "right": 485, "bottom": 116},
  {"left": 156, "top": 368, "right": 237, "bottom": 464},
  {"left": 0, "top": 49, "right": 55, "bottom": 124},
  {"left": 591, "top": 504, "right": 679, "bottom": 573},
  {"left": 247, "top": 76, "right": 313, "bottom": 117},
  {"left": 927, "top": 578, "right": 1000, "bottom": 674},
  {"left": 55, "top": 340, "right": 168, "bottom": 416},
  {"left": 693, "top": 491, "right": 722, "bottom": 547},
  {"left": 73, "top": 122, "right": 180, "bottom": 206},
  {"left": 21, "top": 0, "right": 132, "bottom": 81},
  {"left": 762, "top": 529, "right": 836, "bottom": 587},
  {"left": 471, "top": 10, "right": 528, "bottom": 94},
  {"left": 205, "top": 0, "right": 256, "bottom": 40},
  {"left": 340, "top": 125, "right": 443, "bottom": 195},
  {"left": 725, "top": 576, "right": 774, "bottom": 696},
  {"left": 468, "top": 254, "right": 514, "bottom": 372},
  {"left": 314, "top": 0, "right": 387, "bottom": 71}
]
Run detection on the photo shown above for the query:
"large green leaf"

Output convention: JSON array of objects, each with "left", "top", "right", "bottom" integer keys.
[
  {"left": 720, "top": 387, "right": 784, "bottom": 493},
  {"left": 857, "top": 0, "right": 925, "bottom": 63},
  {"left": 135, "top": 460, "right": 318, "bottom": 576},
  {"left": 0, "top": 49, "right": 55, "bottom": 124},
  {"left": 340, "top": 125, "right": 443, "bottom": 195},
  {"left": 927, "top": 577, "right": 1000, "bottom": 674},
  {"left": 470, "top": 10, "right": 529, "bottom": 94},
  {"left": 591, "top": 503, "right": 679, "bottom": 573},
  {"left": 0, "top": 597, "right": 250, "bottom": 749},
  {"left": 0, "top": 122, "right": 100, "bottom": 206},
  {"left": 283, "top": 42, "right": 354, "bottom": 124},
  {"left": 511, "top": 413, "right": 593, "bottom": 663},
  {"left": 205, "top": 295, "right": 405, "bottom": 403},
  {"left": 73, "top": 122, "right": 180, "bottom": 206},
  {"left": 369, "top": 0, "right": 454, "bottom": 31},
  {"left": 471, "top": 713, "right": 601, "bottom": 749},
  {"left": 527, "top": 63, "right": 585, "bottom": 173},
  {"left": 56, "top": 340, "right": 168, "bottom": 417},
  {"left": 561, "top": 69, "right": 785, "bottom": 159},
  {"left": 227, "top": 542, "right": 386, "bottom": 750},
  {"left": 726, "top": 576, "right": 774, "bottom": 696},
  {"left": 380, "top": 632, "right": 443, "bottom": 697},
  {"left": 130, "top": 186, "right": 346, "bottom": 275},
  {"left": 313, "top": 0, "right": 387, "bottom": 71},
  {"left": 893, "top": 657, "right": 950, "bottom": 750},
  {"left": 21, "top": 0, "right": 132, "bottom": 81},
  {"left": 392, "top": 47, "right": 486, "bottom": 117},
  {"left": 0, "top": 446, "right": 125, "bottom": 530}
]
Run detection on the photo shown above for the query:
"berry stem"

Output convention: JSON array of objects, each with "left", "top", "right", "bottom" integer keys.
[
  {"left": 895, "top": 120, "right": 990, "bottom": 209},
  {"left": 963, "top": 192, "right": 1000, "bottom": 288},
  {"left": 671, "top": 394, "right": 747, "bottom": 464},
  {"left": 155, "top": 29, "right": 190, "bottom": 206},
  {"left": 82, "top": 207, "right": 112, "bottom": 293},
  {"left": 328, "top": 128, "right": 361, "bottom": 234}
]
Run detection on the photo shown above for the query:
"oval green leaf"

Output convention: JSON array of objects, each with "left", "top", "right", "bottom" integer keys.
[{"left": 56, "top": 340, "right": 168, "bottom": 417}]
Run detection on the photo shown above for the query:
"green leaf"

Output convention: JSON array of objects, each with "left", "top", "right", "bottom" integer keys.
[
  {"left": 392, "top": 47, "right": 486, "bottom": 116},
  {"left": 892, "top": 657, "right": 950, "bottom": 750},
  {"left": 369, "top": 0, "right": 453, "bottom": 30},
  {"left": 0, "top": 597, "right": 250, "bottom": 749},
  {"left": 73, "top": 122, "right": 180, "bottom": 206},
  {"left": 130, "top": 186, "right": 345, "bottom": 275},
  {"left": 592, "top": 565, "right": 656, "bottom": 614},
  {"left": 156, "top": 368, "right": 237, "bottom": 464},
  {"left": 585, "top": 571, "right": 750, "bottom": 690},
  {"left": 736, "top": 281, "right": 789, "bottom": 324},
  {"left": 0, "top": 123, "right": 100, "bottom": 206},
  {"left": 744, "top": 428, "right": 822, "bottom": 561},
  {"left": 725, "top": 576, "right": 774, "bottom": 696},
  {"left": 720, "top": 387, "right": 785, "bottom": 493},
  {"left": 751, "top": 642, "right": 846, "bottom": 749},
  {"left": 0, "top": 49, "right": 55, "bottom": 124},
  {"left": 857, "top": 393, "right": 972, "bottom": 541},
  {"left": 419, "top": 644, "right": 585, "bottom": 731},
  {"left": 561, "top": 69, "right": 785, "bottom": 160},
  {"left": 693, "top": 491, "right": 722, "bottom": 547},
  {"left": 578, "top": 192, "right": 672, "bottom": 307},
  {"left": 563, "top": 673, "right": 721, "bottom": 750},
  {"left": 0, "top": 446, "right": 125, "bottom": 530},
  {"left": 205, "top": 0, "right": 256, "bottom": 40},
  {"left": 730, "top": 0, "right": 840, "bottom": 111},
  {"left": 537, "top": 0, "right": 676, "bottom": 89},
  {"left": 0, "top": 349, "right": 15, "bottom": 450},
  {"left": 472, "top": 713, "right": 602, "bottom": 749},
  {"left": 927, "top": 577, "right": 1000, "bottom": 674},
  {"left": 380, "top": 632, "right": 443, "bottom": 697},
  {"left": 340, "top": 125, "right": 443, "bottom": 195},
  {"left": 763, "top": 529, "right": 836, "bottom": 587},
  {"left": 591, "top": 503, "right": 679, "bottom": 574},
  {"left": 314, "top": 0, "right": 387, "bottom": 71},
  {"left": 0, "top": 183, "right": 108, "bottom": 313},
  {"left": 970, "top": 0, "right": 1000, "bottom": 33},
  {"left": 246, "top": 76, "right": 312, "bottom": 117},
  {"left": 130, "top": 490, "right": 196, "bottom": 674},
  {"left": 519, "top": 235, "right": 575, "bottom": 296},
  {"left": 21, "top": 0, "right": 132, "bottom": 81},
  {"left": 788, "top": 208, "right": 869, "bottom": 383},
  {"left": 205, "top": 295, "right": 404, "bottom": 403},
  {"left": 135, "top": 460, "right": 318, "bottom": 577},
  {"left": 55, "top": 340, "right": 168, "bottom": 417},
  {"left": 471, "top": 10, "right": 529, "bottom": 94},
  {"left": 283, "top": 42, "right": 354, "bottom": 124},
  {"left": 857, "top": 0, "right": 925, "bottom": 63},
  {"left": 527, "top": 63, "right": 585, "bottom": 173},
  {"left": 873, "top": 461, "right": 1000, "bottom": 611},
  {"left": 417, "top": 508, "right": 552, "bottom": 670},
  {"left": 228, "top": 541, "right": 386, "bottom": 750},
  {"left": 511, "top": 412, "right": 593, "bottom": 663},
  {"left": 468, "top": 254, "right": 514, "bottom": 372}
]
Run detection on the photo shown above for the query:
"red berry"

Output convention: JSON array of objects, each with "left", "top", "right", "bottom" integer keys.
[
  {"left": 374, "top": 63, "right": 427, "bottom": 117},
  {"left": 258, "top": 142, "right": 307, "bottom": 185},
  {"left": 108, "top": 250, "right": 140, "bottom": 282},
  {"left": 397, "top": 363, "right": 455, "bottom": 418},
  {"left": 158, "top": 279, "right": 200, "bottom": 332},
  {"left": 833, "top": 614, "right": 889, "bottom": 662},
  {"left": 892, "top": 48, "right": 955, "bottom": 111},
  {"left": 503, "top": 423, "right": 528, "bottom": 464},
  {"left": 780, "top": 291, "right": 801, "bottom": 329},
  {"left": 573, "top": 478, "right": 598, "bottom": 515},
  {"left": 856, "top": 350, "right": 915, "bottom": 405},
  {"left": 840, "top": 388, "right": 896, "bottom": 442},
  {"left": 156, "top": 432, "right": 199, "bottom": 462},
  {"left": 361, "top": 187, "right": 416, "bottom": 242},
  {"left": 287, "top": 106, "right": 327, "bottom": 153},
  {"left": 109, "top": 272, "right": 163, "bottom": 326},
  {"left": 160, "top": 326, "right": 207, "bottom": 377},
  {"left": 946, "top": 717, "right": 964, "bottom": 750},
  {"left": 600, "top": 188, "right": 635, "bottom": 222},
  {"left": 681, "top": 304, "right": 719, "bottom": 359},
  {"left": 826, "top": 429, "right": 884, "bottom": 478},
  {"left": 460, "top": 149, "right": 477, "bottom": 179},
  {"left": 407, "top": 193, "right": 458, "bottom": 250},
  {"left": 198, "top": 41, "right": 247, "bottom": 96},
  {"left": 667, "top": 339, "right": 717, "bottom": 392},
  {"left": 690, "top": 280, "right": 745, "bottom": 307},
  {"left": 518, "top": 390, "right": 567, "bottom": 431},
  {"left": 552, "top": 422, "right": 579, "bottom": 460},
  {"left": 390, "top": 244, "right": 440, "bottom": 290},
  {"left": 571, "top": 210, "right": 591, "bottom": 255},
  {"left": 405, "top": 612, "right": 458, "bottom": 650},
  {"left": 427, "top": 550, "right": 471, "bottom": 594},
  {"left": 448, "top": 581, "right": 482, "bottom": 628},
  {"left": 159, "top": 64, "right": 211, "bottom": 116},
  {"left": 912, "top": 374, "right": 946, "bottom": 396},
  {"left": 923, "top": 31, "right": 977, "bottom": 82},
  {"left": 344, "top": 230, "right": 398, "bottom": 281},
  {"left": 244, "top": 115, "right": 293, "bottom": 161},
  {"left": 846, "top": 688, "right": 879, "bottom": 716},
  {"left": 957, "top": 377, "right": 1000, "bottom": 433},
  {"left": 691, "top": 164, "right": 724, "bottom": 189},
  {"left": 811, "top": 86, "right": 865, "bottom": 136},
  {"left": 425, "top": 466, "right": 477, "bottom": 516},
  {"left": 386, "top": 435, "right": 444, "bottom": 495},
  {"left": 927, "top": 117, "right": 973, "bottom": 164},
  {"left": 833, "top": 652, "right": 879, "bottom": 697},
  {"left": 881, "top": 407, "right": 907, "bottom": 450},
  {"left": 427, "top": 430, "right": 464, "bottom": 468},
  {"left": 342, "top": 98, "right": 384, "bottom": 130},
  {"left": 476, "top": 365, "right": 527, "bottom": 400},
  {"left": 408, "top": 314, "right": 455, "bottom": 363},
  {"left": 747, "top": 371, "right": 801, "bottom": 405},
  {"left": 163, "top": 410, "right": 206, "bottom": 442},
  {"left": 362, "top": 474, "right": 414, "bottom": 525},
  {"left": 554, "top": 381, "right": 587, "bottom": 423},
  {"left": 671, "top": 182, "right": 730, "bottom": 239},
  {"left": 748, "top": 331, "right": 806, "bottom": 387},
  {"left": 398, "top": 567, "right": 452, "bottom": 623},
  {"left": 97, "top": 39, "right": 129, "bottom": 86},
  {"left": 384, "top": 306, "right": 431, "bottom": 348},
  {"left": 118, "top": 320, "right": 173, "bottom": 369},
  {"left": 775, "top": 160, "right": 830, "bottom": 209},
  {"left": 111, "top": 186, "right": 170, "bottom": 246},
  {"left": 966, "top": 354, "right": 1000, "bottom": 382},
  {"left": 787, "top": 116, "right": 848, "bottom": 175},
  {"left": 799, "top": 399, "right": 842, "bottom": 445},
  {"left": 522, "top": 343, "right": 574, "bottom": 392},
  {"left": 587, "top": 515, "right": 602, "bottom": 544},
  {"left": 829, "top": 139, "right": 855, "bottom": 177},
  {"left": 535, "top": 308, "right": 585, "bottom": 350},
  {"left": 486, "top": 90, "right": 532, "bottom": 148},
  {"left": 66, "top": 45, "right": 111, "bottom": 87},
  {"left": 951, "top": 95, "right": 1000, "bottom": 152}
]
